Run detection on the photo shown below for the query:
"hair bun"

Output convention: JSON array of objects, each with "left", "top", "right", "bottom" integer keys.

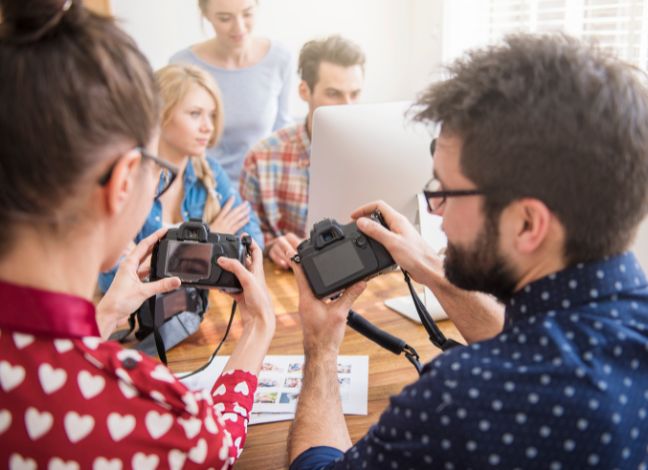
[{"left": 1, "top": 0, "right": 77, "bottom": 44}]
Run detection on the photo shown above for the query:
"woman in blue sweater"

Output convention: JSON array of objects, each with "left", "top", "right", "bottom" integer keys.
[
  {"left": 99, "top": 64, "right": 263, "bottom": 291},
  {"left": 170, "top": 0, "right": 293, "bottom": 188}
]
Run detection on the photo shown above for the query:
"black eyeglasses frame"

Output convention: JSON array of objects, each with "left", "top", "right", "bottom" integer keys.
[{"left": 98, "top": 147, "right": 179, "bottom": 200}]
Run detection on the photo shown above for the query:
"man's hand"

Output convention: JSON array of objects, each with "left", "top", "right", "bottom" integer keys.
[
  {"left": 288, "top": 251, "right": 365, "bottom": 462},
  {"left": 291, "top": 253, "right": 365, "bottom": 356},
  {"left": 267, "top": 233, "right": 303, "bottom": 270},
  {"left": 353, "top": 200, "right": 505, "bottom": 343},
  {"left": 351, "top": 200, "right": 443, "bottom": 285},
  {"left": 96, "top": 228, "right": 181, "bottom": 339}
]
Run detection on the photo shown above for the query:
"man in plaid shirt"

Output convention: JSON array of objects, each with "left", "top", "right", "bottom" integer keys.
[{"left": 240, "top": 36, "right": 365, "bottom": 269}]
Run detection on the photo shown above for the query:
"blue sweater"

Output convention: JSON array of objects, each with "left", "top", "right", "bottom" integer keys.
[
  {"left": 98, "top": 157, "right": 263, "bottom": 293},
  {"left": 170, "top": 41, "right": 293, "bottom": 189}
]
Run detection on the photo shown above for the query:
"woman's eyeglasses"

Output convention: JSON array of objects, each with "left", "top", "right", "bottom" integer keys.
[{"left": 98, "top": 147, "right": 179, "bottom": 199}]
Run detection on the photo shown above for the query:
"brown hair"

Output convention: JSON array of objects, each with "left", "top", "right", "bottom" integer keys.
[
  {"left": 0, "top": 0, "right": 159, "bottom": 256},
  {"left": 298, "top": 35, "right": 366, "bottom": 91},
  {"left": 414, "top": 34, "right": 648, "bottom": 264},
  {"left": 156, "top": 64, "right": 224, "bottom": 223}
]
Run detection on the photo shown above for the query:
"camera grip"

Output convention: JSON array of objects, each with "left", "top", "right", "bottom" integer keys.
[{"left": 347, "top": 310, "right": 407, "bottom": 355}]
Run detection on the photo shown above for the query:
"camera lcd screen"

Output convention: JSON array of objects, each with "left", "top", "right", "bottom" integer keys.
[
  {"left": 312, "top": 241, "right": 364, "bottom": 287},
  {"left": 160, "top": 289, "right": 188, "bottom": 320},
  {"left": 166, "top": 240, "right": 213, "bottom": 280}
]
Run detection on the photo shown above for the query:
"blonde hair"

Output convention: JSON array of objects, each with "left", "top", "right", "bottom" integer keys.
[{"left": 156, "top": 64, "right": 224, "bottom": 223}]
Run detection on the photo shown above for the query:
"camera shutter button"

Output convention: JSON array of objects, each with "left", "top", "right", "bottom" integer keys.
[
  {"left": 212, "top": 245, "right": 225, "bottom": 265},
  {"left": 355, "top": 235, "right": 367, "bottom": 248}
]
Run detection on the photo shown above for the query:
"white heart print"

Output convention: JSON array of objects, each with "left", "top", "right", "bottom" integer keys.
[
  {"left": 0, "top": 360, "right": 25, "bottom": 392},
  {"left": 38, "top": 363, "right": 67, "bottom": 394},
  {"left": 188, "top": 438, "right": 207, "bottom": 464},
  {"left": 151, "top": 365, "right": 175, "bottom": 383},
  {"left": 107, "top": 413, "right": 136, "bottom": 442},
  {"left": 77, "top": 370, "right": 105, "bottom": 399},
  {"left": 168, "top": 450, "right": 186, "bottom": 470},
  {"left": 92, "top": 457, "right": 122, "bottom": 470},
  {"left": 0, "top": 409, "right": 12, "bottom": 435},
  {"left": 178, "top": 416, "right": 201, "bottom": 439},
  {"left": 131, "top": 453, "right": 159, "bottom": 470},
  {"left": 9, "top": 454, "right": 36, "bottom": 470},
  {"left": 13, "top": 332, "right": 34, "bottom": 349},
  {"left": 145, "top": 411, "right": 173, "bottom": 439},
  {"left": 25, "top": 407, "right": 53, "bottom": 440},
  {"left": 53, "top": 339, "right": 74, "bottom": 353},
  {"left": 64, "top": 411, "right": 94, "bottom": 443},
  {"left": 48, "top": 457, "right": 80, "bottom": 470},
  {"left": 234, "top": 381, "right": 249, "bottom": 396}
]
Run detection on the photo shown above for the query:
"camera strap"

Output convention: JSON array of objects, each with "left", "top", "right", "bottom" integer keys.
[
  {"left": 149, "top": 295, "right": 169, "bottom": 364},
  {"left": 402, "top": 270, "right": 461, "bottom": 351},
  {"left": 347, "top": 310, "right": 423, "bottom": 374}
]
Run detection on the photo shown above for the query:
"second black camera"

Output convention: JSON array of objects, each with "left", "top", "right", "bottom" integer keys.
[{"left": 294, "top": 211, "right": 396, "bottom": 298}]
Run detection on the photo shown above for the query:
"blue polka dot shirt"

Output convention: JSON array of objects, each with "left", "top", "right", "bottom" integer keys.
[{"left": 291, "top": 252, "right": 648, "bottom": 469}]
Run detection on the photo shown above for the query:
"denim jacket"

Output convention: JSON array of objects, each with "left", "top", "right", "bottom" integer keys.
[{"left": 98, "top": 157, "right": 263, "bottom": 293}]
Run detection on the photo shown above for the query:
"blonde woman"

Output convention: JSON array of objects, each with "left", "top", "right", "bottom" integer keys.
[
  {"left": 170, "top": 0, "right": 293, "bottom": 187},
  {"left": 99, "top": 64, "right": 263, "bottom": 292}
]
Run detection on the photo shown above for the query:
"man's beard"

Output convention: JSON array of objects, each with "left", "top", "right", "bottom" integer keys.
[{"left": 443, "top": 218, "right": 518, "bottom": 302}]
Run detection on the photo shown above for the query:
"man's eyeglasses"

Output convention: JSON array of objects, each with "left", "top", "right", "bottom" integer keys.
[
  {"left": 422, "top": 177, "right": 484, "bottom": 213},
  {"left": 98, "top": 147, "right": 179, "bottom": 199}
]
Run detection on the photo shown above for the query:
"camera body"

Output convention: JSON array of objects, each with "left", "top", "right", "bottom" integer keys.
[
  {"left": 295, "top": 211, "right": 396, "bottom": 298},
  {"left": 151, "top": 219, "right": 250, "bottom": 292}
]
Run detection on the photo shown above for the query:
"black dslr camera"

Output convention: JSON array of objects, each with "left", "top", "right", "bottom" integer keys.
[
  {"left": 151, "top": 219, "right": 251, "bottom": 292},
  {"left": 294, "top": 211, "right": 396, "bottom": 298}
]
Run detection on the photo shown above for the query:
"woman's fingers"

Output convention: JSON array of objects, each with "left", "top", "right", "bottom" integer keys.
[
  {"left": 217, "top": 256, "right": 253, "bottom": 290},
  {"left": 128, "top": 228, "right": 168, "bottom": 265},
  {"left": 141, "top": 276, "right": 181, "bottom": 299}
]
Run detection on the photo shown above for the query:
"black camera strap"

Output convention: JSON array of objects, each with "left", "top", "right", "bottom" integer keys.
[
  {"left": 176, "top": 300, "right": 237, "bottom": 379},
  {"left": 402, "top": 270, "right": 461, "bottom": 351},
  {"left": 347, "top": 310, "right": 423, "bottom": 374},
  {"left": 149, "top": 295, "right": 168, "bottom": 364}
]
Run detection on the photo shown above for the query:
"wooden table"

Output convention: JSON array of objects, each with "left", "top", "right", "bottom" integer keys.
[{"left": 166, "top": 261, "right": 463, "bottom": 469}]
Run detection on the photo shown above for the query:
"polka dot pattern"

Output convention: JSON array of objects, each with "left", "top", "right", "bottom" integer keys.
[{"left": 294, "top": 252, "right": 648, "bottom": 469}]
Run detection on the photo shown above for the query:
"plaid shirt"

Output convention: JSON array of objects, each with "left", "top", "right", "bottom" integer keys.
[{"left": 240, "top": 121, "right": 311, "bottom": 246}]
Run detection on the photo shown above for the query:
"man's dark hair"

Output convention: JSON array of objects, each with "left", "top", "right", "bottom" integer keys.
[
  {"left": 298, "top": 35, "right": 365, "bottom": 91},
  {"left": 415, "top": 34, "right": 648, "bottom": 264}
]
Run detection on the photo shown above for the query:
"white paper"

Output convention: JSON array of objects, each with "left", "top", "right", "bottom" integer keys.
[
  {"left": 177, "top": 355, "right": 369, "bottom": 424},
  {"left": 253, "top": 355, "right": 369, "bottom": 415}
]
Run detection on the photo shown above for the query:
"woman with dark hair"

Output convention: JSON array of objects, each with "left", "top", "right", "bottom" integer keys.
[{"left": 0, "top": 0, "right": 275, "bottom": 467}]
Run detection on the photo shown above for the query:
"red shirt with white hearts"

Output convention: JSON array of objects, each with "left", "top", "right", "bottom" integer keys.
[{"left": 0, "top": 279, "right": 257, "bottom": 469}]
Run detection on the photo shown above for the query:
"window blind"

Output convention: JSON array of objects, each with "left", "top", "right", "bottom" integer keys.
[{"left": 486, "top": 0, "right": 647, "bottom": 69}]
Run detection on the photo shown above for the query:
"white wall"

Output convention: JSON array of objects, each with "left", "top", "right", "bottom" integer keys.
[
  {"left": 110, "top": 0, "right": 648, "bottom": 269},
  {"left": 111, "top": 0, "right": 445, "bottom": 118}
]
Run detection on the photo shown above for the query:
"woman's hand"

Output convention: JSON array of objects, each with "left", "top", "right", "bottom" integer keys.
[
  {"left": 217, "top": 239, "right": 275, "bottom": 331},
  {"left": 210, "top": 197, "right": 250, "bottom": 235},
  {"left": 217, "top": 238, "right": 276, "bottom": 374},
  {"left": 96, "top": 228, "right": 181, "bottom": 339}
]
